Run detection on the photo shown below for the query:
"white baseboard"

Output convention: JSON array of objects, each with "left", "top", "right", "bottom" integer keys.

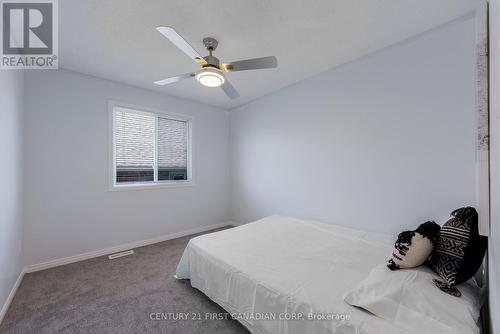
[
  {"left": 0, "top": 269, "right": 25, "bottom": 326},
  {"left": 24, "top": 222, "right": 233, "bottom": 273}
]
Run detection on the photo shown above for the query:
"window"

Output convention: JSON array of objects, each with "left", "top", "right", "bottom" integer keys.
[{"left": 111, "top": 103, "right": 192, "bottom": 188}]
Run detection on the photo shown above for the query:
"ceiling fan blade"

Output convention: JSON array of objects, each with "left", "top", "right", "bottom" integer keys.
[
  {"left": 156, "top": 26, "right": 206, "bottom": 65},
  {"left": 154, "top": 73, "right": 195, "bottom": 85},
  {"left": 221, "top": 56, "right": 277, "bottom": 72},
  {"left": 221, "top": 80, "right": 240, "bottom": 99}
]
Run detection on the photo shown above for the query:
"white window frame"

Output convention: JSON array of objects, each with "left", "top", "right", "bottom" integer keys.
[{"left": 108, "top": 101, "right": 194, "bottom": 191}]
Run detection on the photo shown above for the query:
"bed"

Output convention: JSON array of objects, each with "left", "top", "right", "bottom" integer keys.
[{"left": 175, "top": 215, "right": 481, "bottom": 334}]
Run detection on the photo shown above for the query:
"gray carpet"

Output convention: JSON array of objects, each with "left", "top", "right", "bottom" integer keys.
[{"left": 0, "top": 227, "right": 249, "bottom": 334}]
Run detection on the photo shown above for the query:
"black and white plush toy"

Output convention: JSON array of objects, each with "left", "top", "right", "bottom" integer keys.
[{"left": 387, "top": 221, "right": 441, "bottom": 270}]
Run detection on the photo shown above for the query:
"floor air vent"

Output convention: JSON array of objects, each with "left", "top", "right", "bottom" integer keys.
[{"left": 108, "top": 250, "right": 134, "bottom": 260}]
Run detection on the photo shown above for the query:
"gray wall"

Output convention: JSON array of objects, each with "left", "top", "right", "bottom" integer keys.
[
  {"left": 0, "top": 72, "right": 24, "bottom": 315},
  {"left": 488, "top": 0, "right": 500, "bottom": 332},
  {"left": 23, "top": 70, "right": 230, "bottom": 265},
  {"left": 230, "top": 16, "right": 476, "bottom": 234}
]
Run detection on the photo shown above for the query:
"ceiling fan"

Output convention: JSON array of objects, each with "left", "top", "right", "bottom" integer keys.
[{"left": 154, "top": 26, "right": 278, "bottom": 99}]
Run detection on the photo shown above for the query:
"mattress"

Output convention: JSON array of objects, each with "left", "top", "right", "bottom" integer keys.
[{"left": 175, "top": 215, "right": 410, "bottom": 334}]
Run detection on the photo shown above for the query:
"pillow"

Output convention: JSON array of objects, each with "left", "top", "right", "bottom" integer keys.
[
  {"left": 344, "top": 265, "right": 483, "bottom": 334},
  {"left": 387, "top": 221, "right": 440, "bottom": 270},
  {"left": 429, "top": 207, "right": 487, "bottom": 296}
]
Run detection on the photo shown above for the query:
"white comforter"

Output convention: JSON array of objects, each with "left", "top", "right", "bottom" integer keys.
[{"left": 176, "top": 215, "right": 409, "bottom": 334}]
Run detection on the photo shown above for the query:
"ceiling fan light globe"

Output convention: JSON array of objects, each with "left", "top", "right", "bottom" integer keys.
[{"left": 196, "top": 69, "right": 225, "bottom": 88}]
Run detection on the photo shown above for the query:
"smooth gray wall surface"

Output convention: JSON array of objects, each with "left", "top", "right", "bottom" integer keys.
[
  {"left": 230, "top": 16, "right": 476, "bottom": 234},
  {"left": 488, "top": 0, "right": 500, "bottom": 332},
  {"left": 0, "top": 72, "right": 24, "bottom": 311},
  {"left": 23, "top": 70, "right": 230, "bottom": 265}
]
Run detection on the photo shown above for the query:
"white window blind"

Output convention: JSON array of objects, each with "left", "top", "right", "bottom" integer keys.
[
  {"left": 158, "top": 117, "right": 188, "bottom": 169},
  {"left": 115, "top": 107, "right": 155, "bottom": 168},
  {"left": 113, "top": 105, "right": 190, "bottom": 185}
]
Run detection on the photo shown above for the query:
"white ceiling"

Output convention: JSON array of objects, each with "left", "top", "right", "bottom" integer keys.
[{"left": 59, "top": 0, "right": 476, "bottom": 110}]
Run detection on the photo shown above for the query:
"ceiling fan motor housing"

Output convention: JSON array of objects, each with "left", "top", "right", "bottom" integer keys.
[
  {"left": 203, "top": 55, "right": 220, "bottom": 68},
  {"left": 202, "top": 37, "right": 221, "bottom": 69}
]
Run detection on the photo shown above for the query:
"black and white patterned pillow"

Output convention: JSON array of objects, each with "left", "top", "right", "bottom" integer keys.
[
  {"left": 429, "top": 207, "right": 487, "bottom": 297},
  {"left": 387, "top": 221, "right": 440, "bottom": 270}
]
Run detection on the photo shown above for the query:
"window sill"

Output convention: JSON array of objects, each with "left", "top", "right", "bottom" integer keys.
[{"left": 109, "top": 180, "right": 195, "bottom": 192}]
